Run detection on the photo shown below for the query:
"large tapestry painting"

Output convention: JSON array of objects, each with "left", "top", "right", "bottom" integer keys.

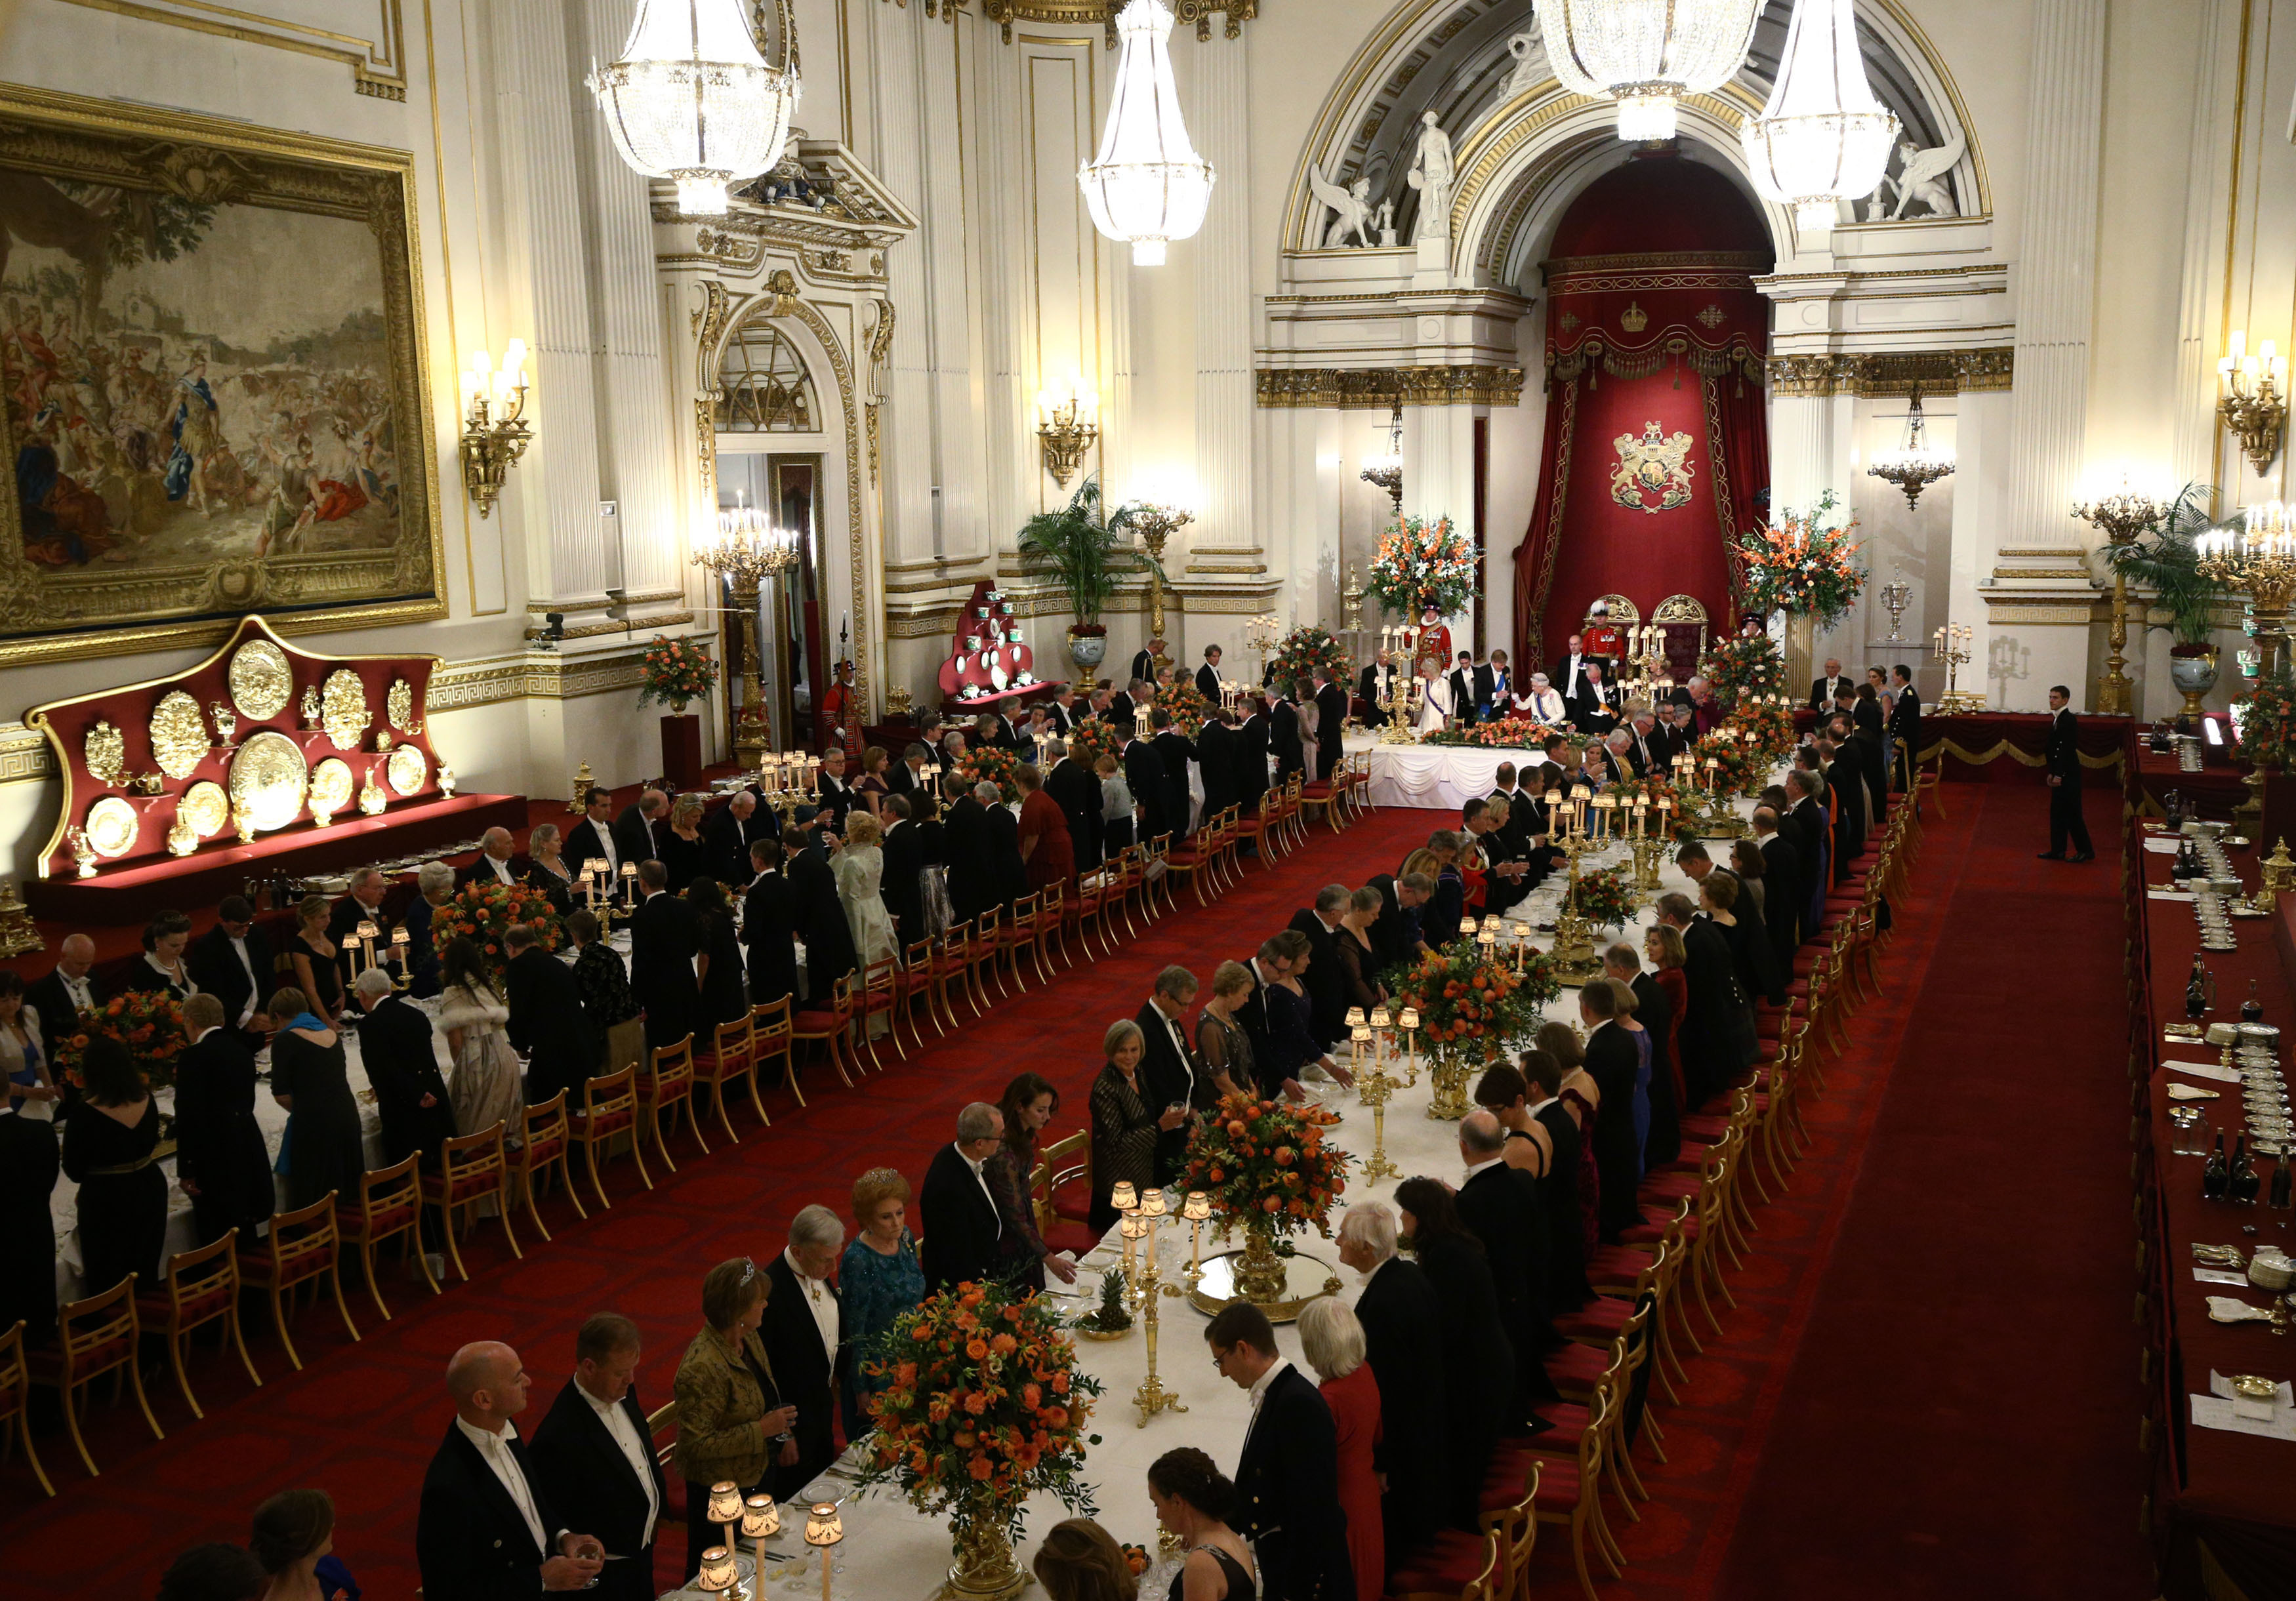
[{"left": 0, "top": 85, "right": 441, "bottom": 666}]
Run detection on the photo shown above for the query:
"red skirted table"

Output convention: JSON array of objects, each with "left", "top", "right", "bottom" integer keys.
[
  {"left": 2131, "top": 826, "right": 2296, "bottom": 1595},
  {"left": 1916, "top": 710, "right": 2132, "bottom": 788}
]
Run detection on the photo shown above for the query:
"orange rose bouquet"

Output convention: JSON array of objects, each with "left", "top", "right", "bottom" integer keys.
[
  {"left": 1062, "top": 718, "right": 1124, "bottom": 774},
  {"left": 1383, "top": 942, "right": 1559, "bottom": 1054},
  {"left": 438, "top": 880, "right": 564, "bottom": 973},
  {"left": 958, "top": 743, "right": 1023, "bottom": 805},
  {"left": 854, "top": 1279, "right": 1105, "bottom": 1539},
  {"left": 1180, "top": 1091, "right": 1350, "bottom": 1245},
  {"left": 53, "top": 990, "right": 188, "bottom": 1091}
]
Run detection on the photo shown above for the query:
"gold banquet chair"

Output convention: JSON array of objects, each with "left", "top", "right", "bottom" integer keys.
[
  {"left": 28, "top": 1277, "right": 163, "bottom": 1478},
  {"left": 134, "top": 1231, "right": 261, "bottom": 1420}
]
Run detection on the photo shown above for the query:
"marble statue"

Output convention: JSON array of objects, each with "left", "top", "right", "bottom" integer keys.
[
  {"left": 1375, "top": 199, "right": 1398, "bottom": 248},
  {"left": 1504, "top": 30, "right": 1544, "bottom": 100},
  {"left": 1308, "top": 161, "right": 1375, "bottom": 248},
  {"left": 1406, "top": 111, "right": 1454, "bottom": 243},
  {"left": 1887, "top": 128, "right": 1965, "bottom": 220}
]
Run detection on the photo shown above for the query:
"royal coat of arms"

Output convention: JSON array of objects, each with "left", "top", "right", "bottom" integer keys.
[{"left": 1610, "top": 420, "right": 1696, "bottom": 514}]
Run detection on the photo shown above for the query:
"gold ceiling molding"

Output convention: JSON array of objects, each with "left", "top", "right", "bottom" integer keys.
[
  {"left": 425, "top": 642, "right": 700, "bottom": 713},
  {"left": 58, "top": 0, "right": 407, "bottom": 99},
  {"left": 1765, "top": 348, "right": 2014, "bottom": 398},
  {"left": 975, "top": 0, "right": 1256, "bottom": 45},
  {"left": 1256, "top": 366, "right": 1527, "bottom": 409}
]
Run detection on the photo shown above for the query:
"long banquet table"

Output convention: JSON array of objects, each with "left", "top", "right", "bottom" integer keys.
[
  {"left": 659, "top": 786, "right": 1778, "bottom": 1601},
  {"left": 2131, "top": 817, "right": 2296, "bottom": 1597}
]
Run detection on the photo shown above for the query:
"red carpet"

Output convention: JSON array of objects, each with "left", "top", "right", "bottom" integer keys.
[{"left": 0, "top": 807, "right": 1443, "bottom": 1601}]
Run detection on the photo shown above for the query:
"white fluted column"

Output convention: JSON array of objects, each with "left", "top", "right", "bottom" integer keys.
[
  {"left": 974, "top": 40, "right": 1035, "bottom": 556},
  {"left": 865, "top": 2, "right": 939, "bottom": 568},
  {"left": 2171, "top": 0, "right": 2242, "bottom": 498},
  {"left": 2003, "top": 0, "right": 2107, "bottom": 551},
  {"left": 1188, "top": 34, "right": 1254, "bottom": 571}
]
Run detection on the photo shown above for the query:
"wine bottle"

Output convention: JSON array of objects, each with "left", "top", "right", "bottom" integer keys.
[
  {"left": 2243, "top": 981, "right": 2265, "bottom": 1024},
  {"left": 2187, "top": 956, "right": 2211, "bottom": 1020},
  {"left": 2203, "top": 1130, "right": 2229, "bottom": 1201},
  {"left": 2230, "top": 1134, "right": 2261, "bottom": 1204},
  {"left": 2270, "top": 1151, "right": 2292, "bottom": 1211}
]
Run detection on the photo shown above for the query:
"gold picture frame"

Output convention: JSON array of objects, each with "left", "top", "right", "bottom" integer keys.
[{"left": 0, "top": 83, "right": 444, "bottom": 668}]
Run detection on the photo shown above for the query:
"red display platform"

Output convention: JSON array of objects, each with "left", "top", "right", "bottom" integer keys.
[{"left": 26, "top": 791, "right": 527, "bottom": 923}]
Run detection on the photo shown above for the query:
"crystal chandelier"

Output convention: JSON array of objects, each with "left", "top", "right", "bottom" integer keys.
[
  {"left": 1741, "top": 0, "right": 1899, "bottom": 232},
  {"left": 588, "top": 0, "right": 801, "bottom": 216},
  {"left": 1078, "top": 0, "right": 1216, "bottom": 266},
  {"left": 1534, "top": 0, "right": 1763, "bottom": 141},
  {"left": 1866, "top": 387, "right": 1954, "bottom": 508}
]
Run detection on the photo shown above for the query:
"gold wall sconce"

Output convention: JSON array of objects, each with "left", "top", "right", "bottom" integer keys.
[
  {"left": 459, "top": 340, "right": 533, "bottom": 517},
  {"left": 1036, "top": 378, "right": 1099, "bottom": 488},
  {"left": 2219, "top": 330, "right": 2287, "bottom": 475}
]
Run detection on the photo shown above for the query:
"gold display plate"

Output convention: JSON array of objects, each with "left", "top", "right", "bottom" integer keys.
[
  {"left": 1183, "top": 1249, "right": 1343, "bottom": 1326},
  {"left": 385, "top": 742, "right": 428, "bottom": 797},
  {"left": 83, "top": 719, "right": 125, "bottom": 788},
  {"left": 148, "top": 690, "right": 210, "bottom": 780},
  {"left": 228, "top": 639, "right": 293, "bottom": 722},
  {"left": 84, "top": 796, "right": 139, "bottom": 859},
  {"left": 179, "top": 781, "right": 229, "bottom": 839},
  {"left": 310, "top": 757, "right": 355, "bottom": 814},
  {"left": 228, "top": 730, "right": 309, "bottom": 830},
  {"left": 321, "top": 669, "right": 369, "bottom": 751},
  {"left": 386, "top": 676, "right": 415, "bottom": 731}
]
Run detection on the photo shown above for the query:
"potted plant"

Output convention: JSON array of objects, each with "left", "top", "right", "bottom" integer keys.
[
  {"left": 636, "top": 634, "right": 720, "bottom": 790},
  {"left": 1016, "top": 475, "right": 1160, "bottom": 674},
  {"left": 2102, "top": 484, "right": 2226, "bottom": 723}
]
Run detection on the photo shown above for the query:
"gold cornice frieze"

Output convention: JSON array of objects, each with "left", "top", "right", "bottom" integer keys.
[
  {"left": 976, "top": 0, "right": 1255, "bottom": 45},
  {"left": 1765, "top": 347, "right": 2014, "bottom": 397},
  {"left": 1256, "top": 366, "right": 1526, "bottom": 409},
  {"left": 427, "top": 639, "right": 715, "bottom": 711}
]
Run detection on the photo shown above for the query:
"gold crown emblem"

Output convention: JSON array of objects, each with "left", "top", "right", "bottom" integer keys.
[{"left": 1620, "top": 300, "right": 1648, "bottom": 333}]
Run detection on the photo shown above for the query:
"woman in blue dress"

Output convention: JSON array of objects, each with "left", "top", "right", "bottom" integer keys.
[{"left": 838, "top": 1165, "right": 924, "bottom": 1438}]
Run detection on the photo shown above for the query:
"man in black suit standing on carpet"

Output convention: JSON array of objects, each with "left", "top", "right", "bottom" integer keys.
[
  {"left": 2040, "top": 683, "right": 2096, "bottom": 862},
  {"left": 529, "top": 1315, "right": 667, "bottom": 1601},
  {"left": 1137, "top": 965, "right": 1206, "bottom": 1181},
  {"left": 760, "top": 1206, "right": 845, "bottom": 1502},
  {"left": 628, "top": 860, "right": 701, "bottom": 1053},
  {"left": 503, "top": 925, "right": 601, "bottom": 1104},
  {"left": 1808, "top": 657, "right": 1849, "bottom": 711},
  {"left": 1889, "top": 664, "right": 1923, "bottom": 788},
  {"left": 27, "top": 933, "right": 100, "bottom": 1053},
  {"left": 1130, "top": 639, "right": 1164, "bottom": 685},
  {"left": 1196, "top": 644, "right": 1226, "bottom": 704},
  {"left": 789, "top": 827, "right": 860, "bottom": 1001},
  {"left": 919, "top": 1103, "right": 1006, "bottom": 1292},
  {"left": 1207, "top": 1303, "right": 1353, "bottom": 1601},
  {"left": 942, "top": 774, "right": 992, "bottom": 925},
  {"left": 1446, "top": 651, "right": 1480, "bottom": 731},
  {"left": 565, "top": 789, "right": 623, "bottom": 888},
  {"left": 1046, "top": 739, "right": 1105, "bottom": 871},
  {"left": 1235, "top": 697, "right": 1271, "bottom": 821},
  {"left": 1196, "top": 710, "right": 1239, "bottom": 826},
  {"left": 356, "top": 967, "right": 455, "bottom": 1173},
  {"left": 1750, "top": 805, "right": 1803, "bottom": 961},
  {"left": 418, "top": 1340, "right": 605, "bottom": 1601},
  {"left": 1456, "top": 1110, "right": 1555, "bottom": 1420},
  {"left": 1149, "top": 710, "right": 1197, "bottom": 838},
  {"left": 1122, "top": 725, "right": 1171, "bottom": 843},
  {"left": 880, "top": 796, "right": 925, "bottom": 947},
  {"left": 704, "top": 790, "right": 773, "bottom": 888},
  {"left": 1336, "top": 1202, "right": 1448, "bottom": 1557},
  {"left": 743, "top": 836, "right": 801, "bottom": 1009},
  {"left": 1269, "top": 686, "right": 1305, "bottom": 784},
  {"left": 189, "top": 897, "right": 273, "bottom": 1049},
  {"left": 613, "top": 789, "right": 668, "bottom": 866},
  {"left": 1313, "top": 667, "right": 1347, "bottom": 782},
  {"left": 1358, "top": 649, "right": 1400, "bottom": 716},
  {"left": 1286, "top": 885, "right": 1350, "bottom": 1056}
]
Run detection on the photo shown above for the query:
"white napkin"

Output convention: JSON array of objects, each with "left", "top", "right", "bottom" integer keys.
[
  {"left": 2167, "top": 1060, "right": 2243, "bottom": 1083},
  {"left": 2144, "top": 838, "right": 2183, "bottom": 854},
  {"left": 2196, "top": 1267, "right": 2253, "bottom": 1287},
  {"left": 2206, "top": 1295, "right": 2274, "bottom": 1322},
  {"left": 2190, "top": 1393, "right": 2296, "bottom": 1440},
  {"left": 2167, "top": 1084, "right": 2221, "bottom": 1101}
]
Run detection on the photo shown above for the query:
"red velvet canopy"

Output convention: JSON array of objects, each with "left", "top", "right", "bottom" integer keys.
[{"left": 1511, "top": 149, "right": 1773, "bottom": 672}]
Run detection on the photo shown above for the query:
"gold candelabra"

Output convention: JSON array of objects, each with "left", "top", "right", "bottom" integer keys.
[
  {"left": 1357, "top": 1010, "right": 1399, "bottom": 1182},
  {"left": 2198, "top": 504, "right": 2296, "bottom": 824},
  {"left": 457, "top": 342, "right": 532, "bottom": 518},
  {"left": 2076, "top": 479, "right": 2167, "bottom": 718},
  {"left": 2218, "top": 331, "right": 2288, "bottom": 475},
  {"left": 695, "top": 503, "right": 800, "bottom": 769},
  {"left": 1930, "top": 622, "right": 1978, "bottom": 713},
  {"left": 1115, "top": 1190, "right": 1187, "bottom": 1427},
  {"left": 1130, "top": 503, "right": 1193, "bottom": 661}
]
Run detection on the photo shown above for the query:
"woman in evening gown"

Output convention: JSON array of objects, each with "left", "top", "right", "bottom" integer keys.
[
  {"left": 436, "top": 937, "right": 521, "bottom": 1139},
  {"left": 60, "top": 1036, "right": 165, "bottom": 1292},
  {"left": 834, "top": 811, "right": 899, "bottom": 969},
  {"left": 267, "top": 987, "right": 364, "bottom": 1211},
  {"left": 1299, "top": 1300, "right": 1382, "bottom": 1601},
  {"left": 279, "top": 896, "right": 343, "bottom": 1029},
  {"left": 838, "top": 1165, "right": 925, "bottom": 1438},
  {"left": 1147, "top": 1447, "right": 1258, "bottom": 1601}
]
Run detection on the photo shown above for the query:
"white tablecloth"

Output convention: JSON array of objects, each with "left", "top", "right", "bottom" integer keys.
[
  {"left": 1361, "top": 735, "right": 1538, "bottom": 811},
  {"left": 665, "top": 779, "right": 1779, "bottom": 1600}
]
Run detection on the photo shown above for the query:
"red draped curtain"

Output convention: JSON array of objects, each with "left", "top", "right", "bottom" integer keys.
[{"left": 1511, "top": 257, "right": 1770, "bottom": 672}]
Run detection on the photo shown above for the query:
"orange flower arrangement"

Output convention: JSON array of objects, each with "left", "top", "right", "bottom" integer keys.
[
  {"left": 1180, "top": 1091, "right": 1350, "bottom": 1244},
  {"left": 1382, "top": 942, "right": 1558, "bottom": 1054},
  {"left": 52, "top": 990, "right": 188, "bottom": 1091},
  {"left": 854, "top": 1278, "right": 1104, "bottom": 1539},
  {"left": 438, "top": 880, "right": 564, "bottom": 973}
]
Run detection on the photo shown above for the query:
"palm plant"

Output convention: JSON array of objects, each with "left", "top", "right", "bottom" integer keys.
[
  {"left": 2103, "top": 483, "right": 2229, "bottom": 651},
  {"left": 1014, "top": 475, "right": 1162, "bottom": 628}
]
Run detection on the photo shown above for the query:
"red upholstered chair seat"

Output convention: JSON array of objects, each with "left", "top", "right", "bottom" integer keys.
[
  {"left": 1046, "top": 1220, "right": 1099, "bottom": 1257},
  {"left": 1792, "top": 949, "right": 1824, "bottom": 975},
  {"left": 28, "top": 1335, "right": 131, "bottom": 1380},
  {"left": 1584, "top": 1244, "right": 1655, "bottom": 1282},
  {"left": 339, "top": 1197, "right": 418, "bottom": 1238},
  {"left": 1677, "top": 1114, "right": 1730, "bottom": 1141},
  {"left": 1553, "top": 1296, "right": 1629, "bottom": 1343},
  {"left": 247, "top": 1244, "right": 335, "bottom": 1286},
  {"left": 1621, "top": 1211, "right": 1697, "bottom": 1244},
  {"left": 1387, "top": 1528, "right": 1490, "bottom": 1591},
  {"left": 1528, "top": 1457, "right": 1585, "bottom": 1509},
  {"left": 137, "top": 1285, "right": 236, "bottom": 1327},
  {"left": 1640, "top": 1171, "right": 1700, "bottom": 1200},
  {"left": 1544, "top": 1341, "right": 1609, "bottom": 1392},
  {"left": 434, "top": 1172, "right": 499, "bottom": 1207},
  {"left": 1530, "top": 1400, "right": 1593, "bottom": 1438},
  {"left": 792, "top": 1009, "right": 842, "bottom": 1032},
  {"left": 523, "top": 1137, "right": 565, "bottom": 1167},
  {"left": 575, "top": 1108, "right": 634, "bottom": 1137},
  {"left": 1301, "top": 782, "right": 1335, "bottom": 798}
]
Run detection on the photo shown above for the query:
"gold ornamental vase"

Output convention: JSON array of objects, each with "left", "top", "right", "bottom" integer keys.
[
  {"left": 1231, "top": 1218, "right": 1289, "bottom": 1305},
  {"left": 939, "top": 1499, "right": 1025, "bottom": 1601}
]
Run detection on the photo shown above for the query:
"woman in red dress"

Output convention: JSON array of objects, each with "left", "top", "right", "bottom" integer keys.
[
  {"left": 1298, "top": 1297, "right": 1383, "bottom": 1601},
  {"left": 1014, "top": 761, "right": 1075, "bottom": 891}
]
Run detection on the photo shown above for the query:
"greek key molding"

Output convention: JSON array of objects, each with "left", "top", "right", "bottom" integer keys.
[
  {"left": 428, "top": 641, "right": 713, "bottom": 712},
  {"left": 1766, "top": 347, "right": 2015, "bottom": 397},
  {"left": 0, "top": 726, "right": 56, "bottom": 788},
  {"left": 1256, "top": 366, "right": 1526, "bottom": 409}
]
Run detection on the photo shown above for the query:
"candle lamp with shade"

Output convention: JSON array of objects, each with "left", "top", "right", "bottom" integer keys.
[
  {"left": 804, "top": 1502, "right": 842, "bottom": 1601},
  {"left": 742, "top": 1493, "right": 781, "bottom": 1588},
  {"left": 707, "top": 1481, "right": 745, "bottom": 1568}
]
